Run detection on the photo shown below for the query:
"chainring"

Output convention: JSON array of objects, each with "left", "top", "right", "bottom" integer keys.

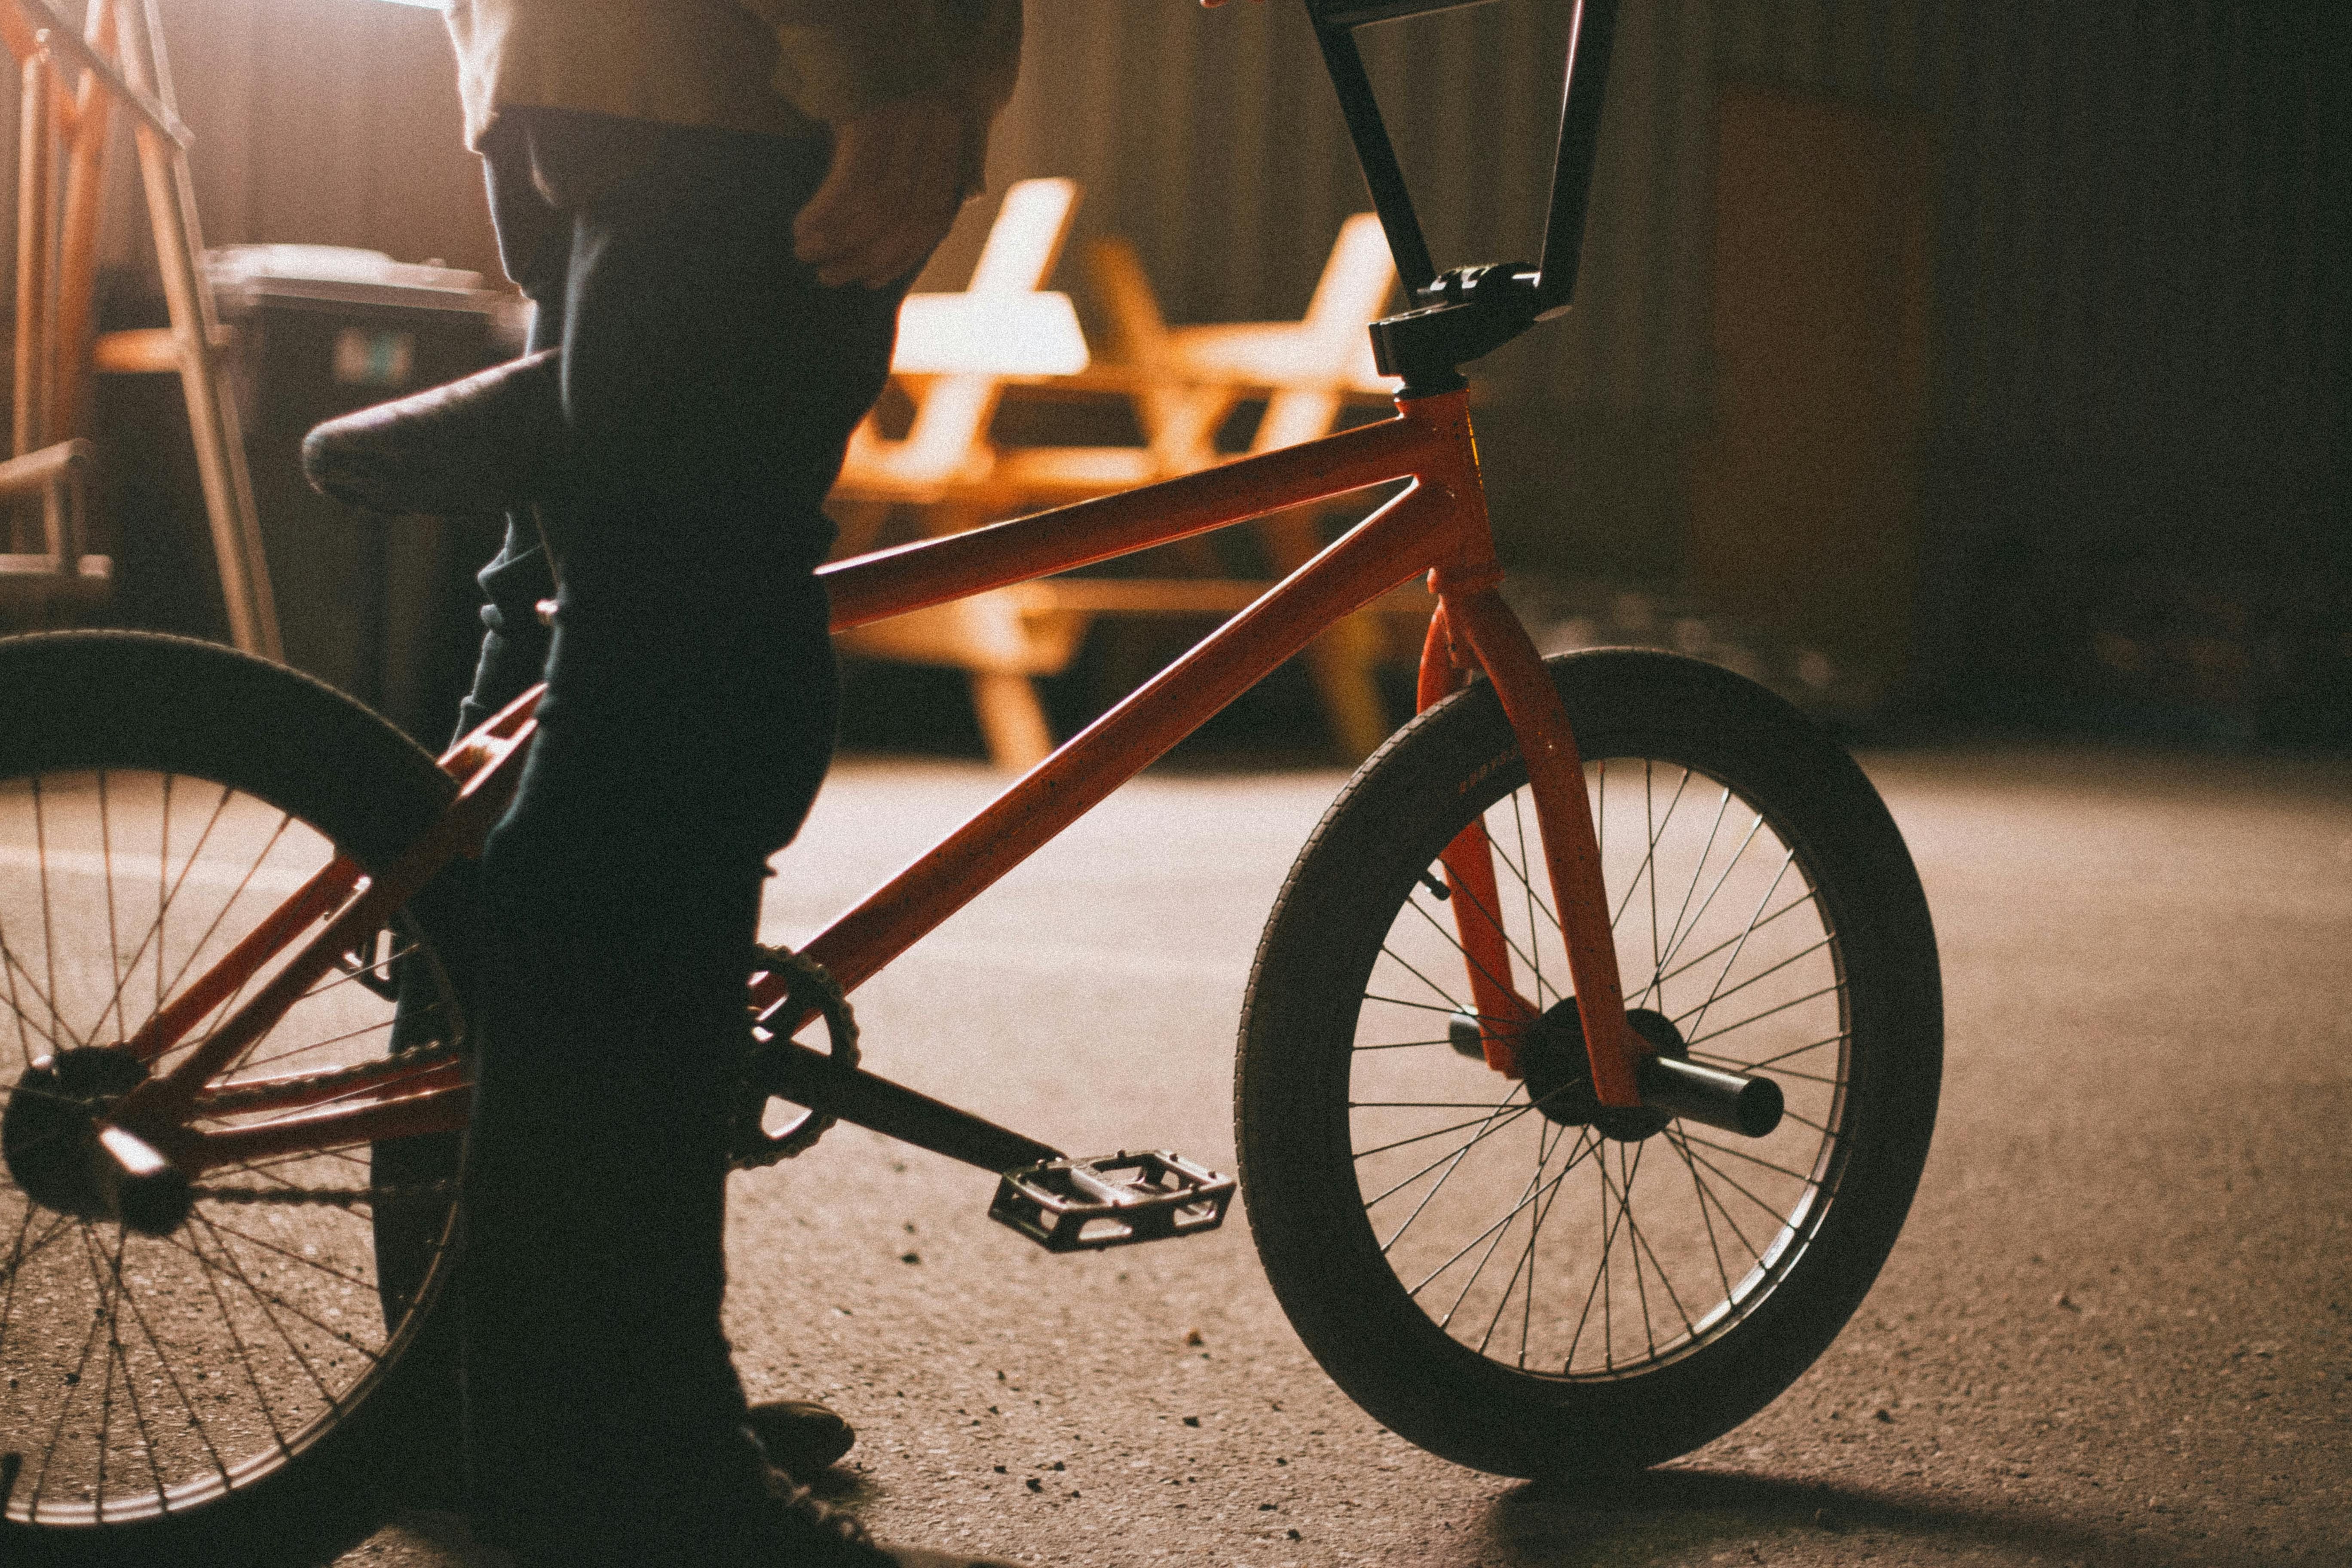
[{"left": 731, "top": 943, "right": 861, "bottom": 1167}]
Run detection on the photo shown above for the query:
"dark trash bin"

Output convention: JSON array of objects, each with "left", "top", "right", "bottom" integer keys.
[{"left": 99, "top": 244, "right": 525, "bottom": 743}]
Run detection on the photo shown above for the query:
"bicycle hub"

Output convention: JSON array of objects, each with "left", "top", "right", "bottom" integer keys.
[
  {"left": 3, "top": 1046, "right": 193, "bottom": 1235},
  {"left": 1510, "top": 1004, "right": 1784, "bottom": 1142}
]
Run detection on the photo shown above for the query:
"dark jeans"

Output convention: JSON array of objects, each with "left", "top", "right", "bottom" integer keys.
[{"left": 450, "top": 108, "right": 905, "bottom": 1553}]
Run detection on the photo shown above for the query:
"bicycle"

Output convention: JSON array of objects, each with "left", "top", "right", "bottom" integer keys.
[{"left": 0, "top": 0, "right": 1941, "bottom": 1556}]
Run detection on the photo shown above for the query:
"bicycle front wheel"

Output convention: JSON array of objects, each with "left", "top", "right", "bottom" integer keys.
[
  {"left": 0, "top": 633, "right": 471, "bottom": 1560},
  {"left": 1237, "top": 649, "right": 1941, "bottom": 1477}
]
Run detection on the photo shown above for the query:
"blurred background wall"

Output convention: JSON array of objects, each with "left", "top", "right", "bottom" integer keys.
[{"left": 3, "top": 0, "right": 2344, "bottom": 743}]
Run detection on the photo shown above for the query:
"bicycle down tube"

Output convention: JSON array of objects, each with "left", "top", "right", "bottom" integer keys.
[{"left": 95, "top": 386, "right": 1645, "bottom": 1183}]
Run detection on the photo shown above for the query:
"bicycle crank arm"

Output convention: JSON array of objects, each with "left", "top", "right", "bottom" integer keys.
[
  {"left": 752, "top": 1037, "right": 1063, "bottom": 1174},
  {"left": 752, "top": 1042, "right": 1237, "bottom": 1252},
  {"left": 1638, "top": 1054, "right": 1784, "bottom": 1139}
]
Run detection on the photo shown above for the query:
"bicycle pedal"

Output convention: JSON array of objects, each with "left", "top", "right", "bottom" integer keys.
[{"left": 988, "top": 1150, "right": 1235, "bottom": 1253}]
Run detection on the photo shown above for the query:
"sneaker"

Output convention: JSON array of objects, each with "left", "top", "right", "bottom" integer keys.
[
  {"left": 475, "top": 1440, "right": 1021, "bottom": 1568},
  {"left": 744, "top": 1397, "right": 857, "bottom": 1480},
  {"left": 301, "top": 346, "right": 562, "bottom": 515}
]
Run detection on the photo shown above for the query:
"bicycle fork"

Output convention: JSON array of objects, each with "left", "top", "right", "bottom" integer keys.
[{"left": 1411, "top": 400, "right": 1779, "bottom": 1137}]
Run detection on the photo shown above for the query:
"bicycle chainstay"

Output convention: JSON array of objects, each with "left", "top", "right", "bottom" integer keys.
[
  {"left": 183, "top": 1040, "right": 466, "bottom": 1210},
  {"left": 171, "top": 944, "right": 858, "bottom": 1201},
  {"left": 731, "top": 943, "right": 861, "bottom": 1169}
]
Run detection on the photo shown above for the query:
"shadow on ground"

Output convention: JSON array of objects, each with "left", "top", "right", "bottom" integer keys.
[{"left": 1482, "top": 1467, "right": 2257, "bottom": 1568}]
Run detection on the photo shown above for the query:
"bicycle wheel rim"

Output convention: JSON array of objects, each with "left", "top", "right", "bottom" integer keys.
[
  {"left": 0, "top": 764, "right": 462, "bottom": 1528},
  {"left": 1350, "top": 751, "right": 1853, "bottom": 1382}
]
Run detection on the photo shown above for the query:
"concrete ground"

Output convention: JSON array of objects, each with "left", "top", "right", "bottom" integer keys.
[{"left": 325, "top": 745, "right": 2349, "bottom": 1568}]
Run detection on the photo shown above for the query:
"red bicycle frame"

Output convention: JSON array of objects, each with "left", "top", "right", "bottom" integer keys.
[{"left": 100, "top": 387, "right": 1645, "bottom": 1179}]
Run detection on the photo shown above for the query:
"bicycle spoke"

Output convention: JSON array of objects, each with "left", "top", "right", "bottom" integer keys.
[
  {"left": 1438, "top": 1116, "right": 1557, "bottom": 1331},
  {"left": 0, "top": 835, "right": 29, "bottom": 1071},
  {"left": 1358, "top": 1072, "right": 1606, "bottom": 1208},
  {"left": 1689, "top": 1045, "right": 1844, "bottom": 1087},
  {"left": 153, "top": 814, "right": 298, "bottom": 1065},
  {"left": 1645, "top": 782, "right": 1736, "bottom": 1003},
  {"left": 1675, "top": 1136, "right": 1813, "bottom": 1219},
  {"left": 80, "top": 1224, "right": 125, "bottom": 1515},
  {"left": 207, "top": 1147, "right": 375, "bottom": 1185},
  {"left": 1564, "top": 1136, "right": 1635, "bottom": 1372},
  {"left": 31, "top": 1219, "right": 110, "bottom": 1512},
  {"left": 156, "top": 774, "right": 173, "bottom": 1018},
  {"left": 1605, "top": 1142, "right": 1699, "bottom": 1352},
  {"left": 1505, "top": 793, "right": 1553, "bottom": 1007},
  {"left": 1667, "top": 932, "right": 1835, "bottom": 1028},
  {"left": 1482, "top": 825, "right": 1565, "bottom": 951},
  {"left": 1669, "top": 1124, "right": 1739, "bottom": 1305},
  {"left": 111, "top": 1234, "right": 235, "bottom": 1490},
  {"left": 35, "top": 775, "right": 64, "bottom": 1059},
  {"left": 229, "top": 1012, "right": 399, "bottom": 1076},
  {"left": 1681, "top": 980, "right": 1844, "bottom": 1051},
  {"left": 1666, "top": 1127, "right": 1767, "bottom": 1266},
  {"left": 1651, "top": 808, "right": 1769, "bottom": 983},
  {"left": 1680, "top": 848, "right": 1798, "bottom": 1043},
  {"left": 1364, "top": 992, "right": 1519, "bottom": 1019},
  {"left": 1519, "top": 1125, "right": 1577, "bottom": 1364},
  {"left": 1, "top": 940, "right": 79, "bottom": 1057},
  {"left": 100, "top": 780, "right": 239, "bottom": 1051},
  {"left": 1369, "top": 1087, "right": 1530, "bottom": 1231},
  {"left": 185, "top": 1213, "right": 341, "bottom": 1409},
  {"left": 1404, "top": 1151, "right": 1589, "bottom": 1301},
  {"left": 1604, "top": 760, "right": 1690, "bottom": 952},
  {"left": 1375, "top": 941, "right": 1471, "bottom": 1021},
  {"left": 1614, "top": 1143, "right": 1654, "bottom": 1362},
  {"left": 1700, "top": 1029, "right": 1846, "bottom": 1075},
  {"left": 171, "top": 1223, "right": 294, "bottom": 1452},
  {"left": 1470, "top": 1122, "right": 1582, "bottom": 1361},
  {"left": 1353, "top": 1109, "right": 1530, "bottom": 1162},
  {"left": 1773, "top": 1104, "right": 1832, "bottom": 1137},
  {"left": 1644, "top": 765, "right": 1663, "bottom": 986},
  {"left": 283, "top": 937, "right": 420, "bottom": 1008},
  {"left": 1402, "top": 879, "right": 1550, "bottom": 1014},
  {"left": 198, "top": 1214, "right": 383, "bottom": 1301},
  {"left": 1651, "top": 886, "right": 1816, "bottom": 998}
]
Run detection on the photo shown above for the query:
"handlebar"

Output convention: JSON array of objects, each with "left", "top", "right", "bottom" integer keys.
[{"left": 1302, "top": 0, "right": 1621, "bottom": 388}]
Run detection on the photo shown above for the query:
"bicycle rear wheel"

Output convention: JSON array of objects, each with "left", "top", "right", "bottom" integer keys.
[
  {"left": 0, "top": 633, "right": 470, "bottom": 1561},
  {"left": 1237, "top": 649, "right": 1941, "bottom": 1476}
]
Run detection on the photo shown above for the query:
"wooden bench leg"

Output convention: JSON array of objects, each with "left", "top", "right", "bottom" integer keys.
[
  {"left": 969, "top": 669, "right": 1055, "bottom": 771},
  {"left": 1303, "top": 612, "right": 1393, "bottom": 762},
  {"left": 1257, "top": 509, "right": 1394, "bottom": 761}
]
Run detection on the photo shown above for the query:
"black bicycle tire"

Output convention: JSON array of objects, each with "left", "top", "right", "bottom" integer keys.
[
  {"left": 1236, "top": 648, "right": 1941, "bottom": 1477},
  {"left": 0, "top": 631, "right": 470, "bottom": 1563}
]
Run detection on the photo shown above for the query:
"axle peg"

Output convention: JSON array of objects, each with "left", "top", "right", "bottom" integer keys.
[
  {"left": 1636, "top": 1054, "right": 1783, "bottom": 1139},
  {"left": 97, "top": 1125, "right": 193, "bottom": 1237}
]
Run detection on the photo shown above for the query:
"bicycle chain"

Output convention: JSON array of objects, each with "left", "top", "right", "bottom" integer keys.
[
  {"left": 187, "top": 1180, "right": 457, "bottom": 1209},
  {"left": 731, "top": 943, "right": 860, "bottom": 1169}
]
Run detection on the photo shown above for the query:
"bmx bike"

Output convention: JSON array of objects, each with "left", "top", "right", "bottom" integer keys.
[{"left": 0, "top": 0, "right": 1940, "bottom": 1556}]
